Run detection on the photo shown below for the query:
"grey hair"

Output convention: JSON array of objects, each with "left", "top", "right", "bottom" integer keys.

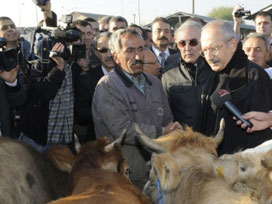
[
  {"left": 109, "top": 28, "right": 142, "bottom": 54},
  {"left": 202, "top": 20, "right": 235, "bottom": 41},
  {"left": 93, "top": 32, "right": 112, "bottom": 48},
  {"left": 243, "top": 32, "right": 270, "bottom": 52},
  {"left": 175, "top": 21, "right": 202, "bottom": 38}
]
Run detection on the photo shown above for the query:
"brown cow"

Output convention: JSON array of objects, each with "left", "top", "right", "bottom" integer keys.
[
  {"left": 0, "top": 137, "right": 68, "bottom": 204},
  {"left": 47, "top": 132, "right": 152, "bottom": 204}
]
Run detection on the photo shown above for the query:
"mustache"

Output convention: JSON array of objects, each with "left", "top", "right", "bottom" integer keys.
[
  {"left": 209, "top": 59, "right": 220, "bottom": 64},
  {"left": 132, "top": 60, "right": 144, "bottom": 65},
  {"left": 158, "top": 36, "right": 168, "bottom": 41},
  {"left": 105, "top": 57, "right": 114, "bottom": 62}
]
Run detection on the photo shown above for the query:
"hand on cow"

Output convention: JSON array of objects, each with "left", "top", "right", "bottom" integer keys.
[
  {"left": 234, "top": 111, "right": 272, "bottom": 133},
  {"left": 164, "top": 121, "right": 184, "bottom": 135}
]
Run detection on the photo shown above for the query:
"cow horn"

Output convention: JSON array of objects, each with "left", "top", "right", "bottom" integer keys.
[
  {"left": 105, "top": 129, "right": 126, "bottom": 152},
  {"left": 135, "top": 124, "right": 165, "bottom": 154},
  {"left": 74, "top": 134, "right": 81, "bottom": 154},
  {"left": 214, "top": 118, "right": 225, "bottom": 146}
]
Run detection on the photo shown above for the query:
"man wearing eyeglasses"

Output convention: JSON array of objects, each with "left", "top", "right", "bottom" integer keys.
[
  {"left": 162, "top": 21, "right": 213, "bottom": 130},
  {"left": 143, "top": 49, "right": 161, "bottom": 77},
  {"left": 200, "top": 20, "right": 272, "bottom": 155}
]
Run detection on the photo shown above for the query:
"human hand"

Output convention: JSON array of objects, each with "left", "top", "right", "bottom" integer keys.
[
  {"left": 0, "top": 66, "right": 19, "bottom": 83},
  {"left": 39, "top": 0, "right": 51, "bottom": 12},
  {"left": 164, "top": 121, "right": 184, "bottom": 134},
  {"left": 77, "top": 58, "right": 89, "bottom": 71},
  {"left": 50, "top": 42, "right": 66, "bottom": 71},
  {"left": 234, "top": 111, "right": 272, "bottom": 133},
  {"left": 232, "top": 5, "right": 244, "bottom": 24}
]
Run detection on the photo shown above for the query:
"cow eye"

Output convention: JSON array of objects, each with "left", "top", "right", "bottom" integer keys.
[{"left": 240, "top": 165, "right": 246, "bottom": 172}]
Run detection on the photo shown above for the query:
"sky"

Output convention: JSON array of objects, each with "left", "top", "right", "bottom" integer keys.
[{"left": 2, "top": 0, "right": 271, "bottom": 27}]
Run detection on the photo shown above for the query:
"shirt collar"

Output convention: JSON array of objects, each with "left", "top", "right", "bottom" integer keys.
[
  {"left": 122, "top": 71, "right": 145, "bottom": 85},
  {"left": 101, "top": 65, "right": 113, "bottom": 75},
  {"left": 152, "top": 45, "right": 170, "bottom": 58}
]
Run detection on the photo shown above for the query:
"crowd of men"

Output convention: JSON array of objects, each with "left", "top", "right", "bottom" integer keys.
[{"left": 0, "top": 0, "right": 272, "bottom": 190}]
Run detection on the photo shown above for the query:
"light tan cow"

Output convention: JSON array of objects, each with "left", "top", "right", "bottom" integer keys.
[{"left": 135, "top": 119, "right": 267, "bottom": 204}]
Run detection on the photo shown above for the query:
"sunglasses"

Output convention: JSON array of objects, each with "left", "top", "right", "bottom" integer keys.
[
  {"left": 178, "top": 39, "right": 198, "bottom": 47},
  {"left": 96, "top": 48, "right": 109, "bottom": 53}
]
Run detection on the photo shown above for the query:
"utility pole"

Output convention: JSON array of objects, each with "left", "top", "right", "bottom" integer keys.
[
  {"left": 138, "top": 0, "right": 141, "bottom": 25},
  {"left": 133, "top": 14, "right": 136, "bottom": 24},
  {"left": 192, "top": 0, "right": 195, "bottom": 14}
]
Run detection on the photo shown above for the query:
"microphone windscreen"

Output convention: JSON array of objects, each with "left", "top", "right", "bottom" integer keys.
[{"left": 211, "top": 89, "right": 231, "bottom": 108}]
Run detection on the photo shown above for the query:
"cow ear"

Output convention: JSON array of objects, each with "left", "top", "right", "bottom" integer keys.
[
  {"left": 261, "top": 149, "right": 272, "bottom": 169},
  {"left": 104, "top": 129, "right": 126, "bottom": 152},
  {"left": 153, "top": 153, "right": 180, "bottom": 191},
  {"left": 47, "top": 145, "right": 75, "bottom": 173}
]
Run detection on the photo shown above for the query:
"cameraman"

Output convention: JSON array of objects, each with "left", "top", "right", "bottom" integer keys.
[
  {"left": 0, "top": 17, "right": 28, "bottom": 137},
  {"left": 19, "top": 40, "right": 76, "bottom": 152}
]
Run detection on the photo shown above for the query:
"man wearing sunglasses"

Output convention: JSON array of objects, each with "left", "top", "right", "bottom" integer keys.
[
  {"left": 73, "top": 32, "right": 114, "bottom": 144},
  {"left": 162, "top": 21, "right": 213, "bottom": 131},
  {"left": 200, "top": 20, "right": 272, "bottom": 155}
]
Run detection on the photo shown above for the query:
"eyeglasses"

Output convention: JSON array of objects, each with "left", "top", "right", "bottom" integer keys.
[
  {"left": 178, "top": 39, "right": 199, "bottom": 47},
  {"left": 200, "top": 44, "right": 224, "bottom": 57},
  {"left": 100, "top": 29, "right": 108, "bottom": 33},
  {"left": 96, "top": 48, "right": 109, "bottom": 53},
  {"left": 201, "top": 38, "right": 233, "bottom": 57}
]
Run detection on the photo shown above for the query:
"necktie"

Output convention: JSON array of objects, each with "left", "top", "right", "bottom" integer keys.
[{"left": 159, "top": 52, "right": 166, "bottom": 69}]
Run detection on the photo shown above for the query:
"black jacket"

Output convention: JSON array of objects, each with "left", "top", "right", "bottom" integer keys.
[
  {"left": 19, "top": 62, "right": 65, "bottom": 145},
  {"left": 73, "top": 64, "right": 104, "bottom": 142},
  {"left": 202, "top": 47, "right": 272, "bottom": 155},
  {"left": 162, "top": 56, "right": 214, "bottom": 130}
]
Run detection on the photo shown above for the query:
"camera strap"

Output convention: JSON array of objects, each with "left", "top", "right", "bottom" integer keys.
[{"left": 27, "top": 27, "right": 51, "bottom": 74}]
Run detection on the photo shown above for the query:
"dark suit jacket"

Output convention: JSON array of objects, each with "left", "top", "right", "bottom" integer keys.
[
  {"left": 73, "top": 64, "right": 104, "bottom": 142},
  {"left": 150, "top": 46, "right": 179, "bottom": 69}
]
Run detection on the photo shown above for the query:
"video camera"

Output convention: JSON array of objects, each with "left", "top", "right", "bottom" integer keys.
[
  {"left": 0, "top": 38, "right": 18, "bottom": 71},
  {"left": 32, "top": 0, "right": 47, "bottom": 6},
  {"left": 34, "top": 15, "right": 86, "bottom": 63},
  {"left": 234, "top": 9, "right": 251, "bottom": 18}
]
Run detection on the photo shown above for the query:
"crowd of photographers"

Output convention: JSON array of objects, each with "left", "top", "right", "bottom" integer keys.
[{"left": 0, "top": 0, "right": 272, "bottom": 189}]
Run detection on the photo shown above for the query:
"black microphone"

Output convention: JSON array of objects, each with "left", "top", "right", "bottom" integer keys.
[{"left": 211, "top": 89, "right": 253, "bottom": 128}]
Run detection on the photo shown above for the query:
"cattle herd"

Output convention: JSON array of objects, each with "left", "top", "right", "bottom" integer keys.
[{"left": 1, "top": 120, "right": 272, "bottom": 204}]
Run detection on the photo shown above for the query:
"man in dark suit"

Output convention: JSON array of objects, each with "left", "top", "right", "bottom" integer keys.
[
  {"left": 74, "top": 32, "right": 114, "bottom": 144},
  {"left": 151, "top": 17, "right": 178, "bottom": 71}
]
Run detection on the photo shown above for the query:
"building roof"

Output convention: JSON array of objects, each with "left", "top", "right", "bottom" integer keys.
[
  {"left": 69, "top": 11, "right": 110, "bottom": 21},
  {"left": 144, "top": 11, "right": 255, "bottom": 31},
  {"left": 245, "top": 4, "right": 272, "bottom": 20}
]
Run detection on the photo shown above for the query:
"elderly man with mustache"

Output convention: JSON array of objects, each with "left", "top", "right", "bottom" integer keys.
[
  {"left": 92, "top": 28, "right": 182, "bottom": 190},
  {"left": 200, "top": 20, "right": 272, "bottom": 155}
]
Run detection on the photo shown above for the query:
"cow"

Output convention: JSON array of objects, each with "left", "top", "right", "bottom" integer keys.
[
  {"left": 0, "top": 137, "right": 68, "bottom": 204},
  {"left": 47, "top": 131, "right": 152, "bottom": 204},
  {"left": 135, "top": 120, "right": 268, "bottom": 204},
  {"left": 220, "top": 146, "right": 272, "bottom": 204}
]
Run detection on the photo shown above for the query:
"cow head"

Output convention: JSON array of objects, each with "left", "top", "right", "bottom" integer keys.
[
  {"left": 220, "top": 148, "right": 272, "bottom": 203},
  {"left": 137, "top": 119, "right": 225, "bottom": 203},
  {"left": 136, "top": 119, "right": 225, "bottom": 156},
  {"left": 48, "top": 130, "right": 130, "bottom": 178}
]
